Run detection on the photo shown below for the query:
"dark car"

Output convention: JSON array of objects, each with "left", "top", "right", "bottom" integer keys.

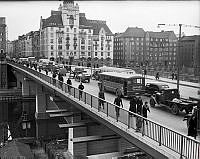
[{"left": 145, "top": 82, "right": 169, "bottom": 96}]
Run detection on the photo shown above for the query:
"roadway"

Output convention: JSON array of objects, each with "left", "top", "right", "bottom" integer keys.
[{"left": 39, "top": 67, "right": 199, "bottom": 140}]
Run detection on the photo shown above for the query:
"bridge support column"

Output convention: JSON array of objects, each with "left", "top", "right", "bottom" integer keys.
[{"left": 35, "top": 84, "right": 49, "bottom": 139}]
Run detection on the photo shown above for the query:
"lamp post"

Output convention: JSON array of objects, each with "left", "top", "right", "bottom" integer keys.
[{"left": 21, "top": 112, "right": 31, "bottom": 137}]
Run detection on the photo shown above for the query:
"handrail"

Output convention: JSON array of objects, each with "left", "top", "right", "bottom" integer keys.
[{"left": 8, "top": 61, "right": 200, "bottom": 159}]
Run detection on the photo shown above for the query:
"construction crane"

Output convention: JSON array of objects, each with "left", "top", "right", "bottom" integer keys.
[{"left": 157, "top": 24, "right": 200, "bottom": 92}]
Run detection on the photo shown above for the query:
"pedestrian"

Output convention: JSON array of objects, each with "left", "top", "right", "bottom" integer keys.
[
  {"left": 52, "top": 71, "right": 57, "bottom": 86},
  {"left": 135, "top": 111, "right": 143, "bottom": 132},
  {"left": 78, "top": 82, "right": 84, "bottom": 99},
  {"left": 67, "top": 77, "right": 72, "bottom": 93},
  {"left": 98, "top": 90, "right": 105, "bottom": 110},
  {"left": 129, "top": 96, "right": 137, "bottom": 117},
  {"left": 155, "top": 72, "right": 159, "bottom": 80},
  {"left": 114, "top": 95, "right": 123, "bottom": 122},
  {"left": 45, "top": 69, "right": 48, "bottom": 75},
  {"left": 171, "top": 72, "right": 175, "bottom": 80},
  {"left": 142, "top": 101, "right": 150, "bottom": 125},
  {"left": 58, "top": 73, "right": 64, "bottom": 90},
  {"left": 137, "top": 96, "right": 143, "bottom": 115},
  {"left": 187, "top": 113, "right": 197, "bottom": 139}
]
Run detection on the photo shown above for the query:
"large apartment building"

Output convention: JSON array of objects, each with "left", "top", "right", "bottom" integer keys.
[
  {"left": 113, "top": 28, "right": 178, "bottom": 71},
  {"left": 180, "top": 35, "right": 200, "bottom": 75},
  {"left": 40, "top": 1, "right": 113, "bottom": 66}
]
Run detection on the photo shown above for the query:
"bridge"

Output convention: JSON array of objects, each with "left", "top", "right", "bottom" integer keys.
[{"left": 0, "top": 61, "right": 199, "bottom": 159}]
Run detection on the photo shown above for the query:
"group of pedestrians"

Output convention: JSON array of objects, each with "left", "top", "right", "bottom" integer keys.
[{"left": 129, "top": 96, "right": 150, "bottom": 132}]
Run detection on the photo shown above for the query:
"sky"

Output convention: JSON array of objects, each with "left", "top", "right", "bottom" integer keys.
[{"left": 0, "top": 1, "right": 200, "bottom": 41}]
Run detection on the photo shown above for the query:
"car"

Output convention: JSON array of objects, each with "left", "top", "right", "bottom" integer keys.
[
  {"left": 75, "top": 73, "right": 91, "bottom": 83},
  {"left": 149, "top": 88, "right": 197, "bottom": 115},
  {"left": 145, "top": 82, "right": 169, "bottom": 96}
]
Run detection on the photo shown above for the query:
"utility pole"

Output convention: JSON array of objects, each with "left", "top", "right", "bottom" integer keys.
[{"left": 157, "top": 23, "right": 200, "bottom": 93}]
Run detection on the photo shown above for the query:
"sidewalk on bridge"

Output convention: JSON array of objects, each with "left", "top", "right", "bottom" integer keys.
[{"left": 145, "top": 74, "right": 200, "bottom": 89}]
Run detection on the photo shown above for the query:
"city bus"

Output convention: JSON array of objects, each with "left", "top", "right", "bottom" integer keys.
[
  {"left": 99, "top": 66, "right": 135, "bottom": 74},
  {"left": 99, "top": 72, "right": 145, "bottom": 98}
]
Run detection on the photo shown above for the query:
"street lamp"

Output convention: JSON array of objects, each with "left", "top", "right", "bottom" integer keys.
[{"left": 21, "top": 112, "right": 31, "bottom": 137}]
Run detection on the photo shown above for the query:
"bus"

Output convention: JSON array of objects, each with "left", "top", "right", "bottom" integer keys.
[
  {"left": 99, "top": 66, "right": 135, "bottom": 74},
  {"left": 99, "top": 72, "right": 145, "bottom": 98}
]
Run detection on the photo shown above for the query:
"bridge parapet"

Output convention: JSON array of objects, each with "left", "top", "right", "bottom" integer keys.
[{"left": 8, "top": 61, "right": 200, "bottom": 159}]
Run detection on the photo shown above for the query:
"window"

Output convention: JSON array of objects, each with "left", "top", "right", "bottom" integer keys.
[
  {"left": 89, "top": 29, "right": 91, "bottom": 33},
  {"left": 101, "top": 52, "right": 103, "bottom": 56},
  {"left": 108, "top": 52, "right": 110, "bottom": 56},
  {"left": 81, "top": 46, "right": 85, "bottom": 50},
  {"left": 51, "top": 27, "right": 53, "bottom": 31},
  {"left": 66, "top": 27, "right": 69, "bottom": 32},
  {"left": 74, "top": 28, "right": 77, "bottom": 32},
  {"left": 81, "top": 52, "right": 85, "bottom": 55},
  {"left": 51, "top": 33, "right": 54, "bottom": 37},
  {"left": 58, "top": 51, "right": 62, "bottom": 56},
  {"left": 81, "top": 39, "right": 85, "bottom": 44},
  {"left": 74, "top": 52, "right": 76, "bottom": 55},
  {"left": 88, "top": 52, "right": 91, "bottom": 56},
  {"left": 50, "top": 39, "right": 53, "bottom": 43},
  {"left": 58, "top": 45, "right": 62, "bottom": 50},
  {"left": 51, "top": 51, "right": 54, "bottom": 56},
  {"left": 95, "top": 52, "right": 97, "bottom": 56},
  {"left": 58, "top": 38, "right": 62, "bottom": 44},
  {"left": 88, "top": 46, "right": 91, "bottom": 50},
  {"left": 51, "top": 45, "right": 54, "bottom": 50}
]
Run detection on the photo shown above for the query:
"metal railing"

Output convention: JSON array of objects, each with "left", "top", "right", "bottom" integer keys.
[{"left": 8, "top": 61, "right": 200, "bottom": 159}]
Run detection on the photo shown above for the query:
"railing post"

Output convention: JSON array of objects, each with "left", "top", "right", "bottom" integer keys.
[
  {"left": 180, "top": 135, "right": 183, "bottom": 159},
  {"left": 91, "top": 95, "right": 92, "bottom": 108},
  {"left": 142, "top": 118, "right": 145, "bottom": 136},
  {"left": 128, "top": 114, "right": 130, "bottom": 129},
  {"left": 74, "top": 88, "right": 75, "bottom": 98},
  {"left": 85, "top": 92, "right": 86, "bottom": 104},
  {"left": 106, "top": 102, "right": 108, "bottom": 117},
  {"left": 159, "top": 126, "right": 162, "bottom": 146}
]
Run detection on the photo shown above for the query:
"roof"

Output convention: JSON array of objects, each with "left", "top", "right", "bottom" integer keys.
[
  {"left": 180, "top": 35, "right": 200, "bottom": 41},
  {"left": 99, "top": 72, "right": 143, "bottom": 79},
  {"left": 0, "top": 140, "right": 34, "bottom": 159},
  {"left": 121, "top": 27, "right": 145, "bottom": 38},
  {"left": 42, "top": 11, "right": 63, "bottom": 29},
  {"left": 79, "top": 13, "right": 93, "bottom": 29},
  {"left": 147, "top": 31, "right": 177, "bottom": 39},
  {"left": 87, "top": 19, "right": 113, "bottom": 35}
]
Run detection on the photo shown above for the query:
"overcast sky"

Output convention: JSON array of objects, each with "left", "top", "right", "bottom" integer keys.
[{"left": 0, "top": 1, "right": 199, "bottom": 41}]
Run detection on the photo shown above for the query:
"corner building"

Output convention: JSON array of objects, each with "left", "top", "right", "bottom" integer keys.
[{"left": 40, "top": 1, "right": 113, "bottom": 66}]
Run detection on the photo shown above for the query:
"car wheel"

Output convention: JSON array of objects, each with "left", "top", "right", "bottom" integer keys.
[
  {"left": 150, "top": 98, "right": 155, "bottom": 107},
  {"left": 171, "top": 104, "right": 179, "bottom": 115}
]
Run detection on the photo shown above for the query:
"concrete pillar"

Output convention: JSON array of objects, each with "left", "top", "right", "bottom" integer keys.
[
  {"left": 35, "top": 84, "right": 49, "bottom": 139},
  {"left": 0, "top": 61, "right": 7, "bottom": 89}
]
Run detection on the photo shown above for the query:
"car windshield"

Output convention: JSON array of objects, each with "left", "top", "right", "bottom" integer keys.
[{"left": 161, "top": 85, "right": 169, "bottom": 89}]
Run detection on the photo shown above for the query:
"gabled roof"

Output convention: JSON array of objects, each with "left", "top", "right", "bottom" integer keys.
[
  {"left": 87, "top": 19, "right": 113, "bottom": 36},
  {"left": 42, "top": 11, "right": 63, "bottom": 29},
  {"left": 121, "top": 27, "right": 145, "bottom": 38},
  {"left": 79, "top": 13, "right": 113, "bottom": 35},
  {"left": 79, "top": 13, "right": 93, "bottom": 29}
]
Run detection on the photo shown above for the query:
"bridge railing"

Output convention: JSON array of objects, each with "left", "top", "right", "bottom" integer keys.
[{"left": 9, "top": 61, "right": 200, "bottom": 159}]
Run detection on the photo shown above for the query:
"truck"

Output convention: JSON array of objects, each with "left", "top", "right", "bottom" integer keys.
[{"left": 149, "top": 88, "right": 197, "bottom": 115}]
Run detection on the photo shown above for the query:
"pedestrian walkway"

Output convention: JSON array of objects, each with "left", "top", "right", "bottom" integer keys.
[{"left": 145, "top": 74, "right": 200, "bottom": 89}]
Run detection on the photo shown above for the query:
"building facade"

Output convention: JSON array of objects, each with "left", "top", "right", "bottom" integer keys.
[
  {"left": 113, "top": 28, "right": 178, "bottom": 71},
  {"left": 0, "top": 17, "right": 6, "bottom": 55},
  {"left": 180, "top": 35, "right": 200, "bottom": 75},
  {"left": 40, "top": 1, "right": 113, "bottom": 66}
]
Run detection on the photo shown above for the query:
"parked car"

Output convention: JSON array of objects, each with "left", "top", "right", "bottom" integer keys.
[
  {"left": 75, "top": 73, "right": 91, "bottom": 83},
  {"left": 145, "top": 82, "right": 169, "bottom": 96},
  {"left": 149, "top": 88, "right": 197, "bottom": 115}
]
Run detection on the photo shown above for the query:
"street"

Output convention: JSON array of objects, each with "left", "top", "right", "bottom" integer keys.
[{"left": 42, "top": 68, "right": 197, "bottom": 138}]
